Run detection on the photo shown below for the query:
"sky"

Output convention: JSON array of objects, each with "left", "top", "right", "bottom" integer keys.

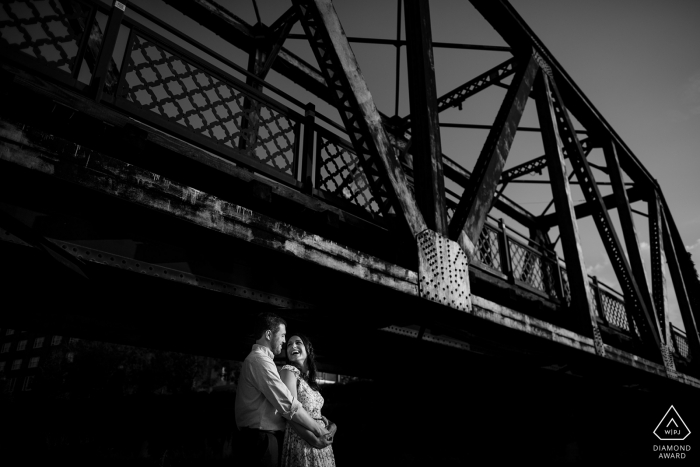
[{"left": 130, "top": 1, "right": 700, "bottom": 330}]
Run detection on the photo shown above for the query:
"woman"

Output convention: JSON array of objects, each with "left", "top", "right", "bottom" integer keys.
[{"left": 280, "top": 333, "right": 337, "bottom": 467}]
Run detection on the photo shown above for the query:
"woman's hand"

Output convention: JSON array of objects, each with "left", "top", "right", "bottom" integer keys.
[
  {"left": 322, "top": 416, "right": 337, "bottom": 437},
  {"left": 289, "top": 421, "right": 334, "bottom": 449}
]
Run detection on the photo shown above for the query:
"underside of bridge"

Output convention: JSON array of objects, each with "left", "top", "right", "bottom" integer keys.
[{"left": 1, "top": 0, "right": 700, "bottom": 431}]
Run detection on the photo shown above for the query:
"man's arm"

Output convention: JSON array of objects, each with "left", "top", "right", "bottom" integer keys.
[
  {"left": 280, "top": 369, "right": 332, "bottom": 444},
  {"left": 287, "top": 420, "right": 333, "bottom": 449},
  {"left": 289, "top": 403, "right": 329, "bottom": 439},
  {"left": 252, "top": 357, "right": 329, "bottom": 438}
]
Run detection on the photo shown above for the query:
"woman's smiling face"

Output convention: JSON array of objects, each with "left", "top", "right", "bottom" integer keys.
[{"left": 286, "top": 335, "right": 307, "bottom": 365}]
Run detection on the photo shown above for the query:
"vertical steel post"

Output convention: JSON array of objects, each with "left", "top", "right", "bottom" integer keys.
[
  {"left": 404, "top": 0, "right": 447, "bottom": 234},
  {"left": 498, "top": 218, "right": 513, "bottom": 282},
  {"left": 393, "top": 0, "right": 402, "bottom": 118},
  {"left": 91, "top": 0, "right": 128, "bottom": 102},
  {"left": 238, "top": 25, "right": 268, "bottom": 152},
  {"left": 301, "top": 103, "right": 316, "bottom": 194}
]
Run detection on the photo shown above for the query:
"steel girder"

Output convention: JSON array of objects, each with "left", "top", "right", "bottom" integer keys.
[{"left": 292, "top": 0, "right": 426, "bottom": 237}]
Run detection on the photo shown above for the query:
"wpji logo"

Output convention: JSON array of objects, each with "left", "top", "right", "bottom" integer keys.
[
  {"left": 652, "top": 406, "right": 691, "bottom": 460},
  {"left": 654, "top": 406, "right": 690, "bottom": 441}
]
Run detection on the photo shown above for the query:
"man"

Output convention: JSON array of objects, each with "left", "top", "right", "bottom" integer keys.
[{"left": 235, "top": 313, "right": 332, "bottom": 466}]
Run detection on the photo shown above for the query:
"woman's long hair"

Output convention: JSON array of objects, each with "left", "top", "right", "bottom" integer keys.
[{"left": 285, "top": 333, "right": 321, "bottom": 392}]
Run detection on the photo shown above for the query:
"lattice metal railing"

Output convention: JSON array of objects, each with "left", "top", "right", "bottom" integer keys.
[
  {"left": 117, "top": 32, "right": 300, "bottom": 179},
  {"left": 315, "top": 128, "right": 382, "bottom": 217},
  {"left": 1, "top": 0, "right": 405, "bottom": 224},
  {"left": 508, "top": 237, "right": 559, "bottom": 296},
  {"left": 474, "top": 223, "right": 502, "bottom": 272},
  {"left": 470, "top": 218, "right": 642, "bottom": 343},
  {"left": 599, "top": 288, "right": 629, "bottom": 332},
  {"left": 671, "top": 325, "right": 690, "bottom": 360},
  {"left": 0, "top": 0, "right": 94, "bottom": 80}
]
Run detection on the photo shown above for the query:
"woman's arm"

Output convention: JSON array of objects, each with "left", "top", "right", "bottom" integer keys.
[
  {"left": 280, "top": 369, "right": 331, "bottom": 444},
  {"left": 288, "top": 420, "right": 331, "bottom": 449},
  {"left": 280, "top": 369, "right": 298, "bottom": 400},
  {"left": 322, "top": 416, "right": 337, "bottom": 437}
]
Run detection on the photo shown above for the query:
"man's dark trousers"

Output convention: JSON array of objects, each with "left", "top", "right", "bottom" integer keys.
[{"left": 239, "top": 428, "right": 285, "bottom": 466}]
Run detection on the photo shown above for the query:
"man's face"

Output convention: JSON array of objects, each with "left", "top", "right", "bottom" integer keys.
[{"left": 270, "top": 324, "right": 286, "bottom": 355}]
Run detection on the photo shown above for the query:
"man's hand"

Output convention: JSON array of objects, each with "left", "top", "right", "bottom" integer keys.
[
  {"left": 315, "top": 431, "right": 334, "bottom": 449},
  {"left": 322, "top": 416, "right": 337, "bottom": 437},
  {"left": 313, "top": 424, "right": 330, "bottom": 438}
]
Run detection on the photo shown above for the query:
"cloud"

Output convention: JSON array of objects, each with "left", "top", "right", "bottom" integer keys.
[
  {"left": 586, "top": 257, "right": 611, "bottom": 276},
  {"left": 685, "top": 238, "right": 700, "bottom": 252}
]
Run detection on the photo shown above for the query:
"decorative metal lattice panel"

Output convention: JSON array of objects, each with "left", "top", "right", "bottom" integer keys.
[
  {"left": 475, "top": 224, "right": 502, "bottom": 272},
  {"left": 673, "top": 331, "right": 689, "bottom": 359},
  {"left": 0, "top": 0, "right": 90, "bottom": 75},
  {"left": 509, "top": 239, "right": 549, "bottom": 293},
  {"left": 316, "top": 133, "right": 382, "bottom": 216},
  {"left": 600, "top": 290, "right": 629, "bottom": 331},
  {"left": 120, "top": 34, "right": 297, "bottom": 176}
]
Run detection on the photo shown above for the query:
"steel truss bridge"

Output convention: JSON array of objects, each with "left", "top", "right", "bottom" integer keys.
[{"left": 1, "top": 0, "right": 699, "bottom": 404}]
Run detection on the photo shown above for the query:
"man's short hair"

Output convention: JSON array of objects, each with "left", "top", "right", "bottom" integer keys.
[{"left": 253, "top": 313, "right": 287, "bottom": 340}]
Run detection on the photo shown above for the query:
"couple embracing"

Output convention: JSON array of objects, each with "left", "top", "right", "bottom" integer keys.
[{"left": 235, "top": 313, "right": 337, "bottom": 467}]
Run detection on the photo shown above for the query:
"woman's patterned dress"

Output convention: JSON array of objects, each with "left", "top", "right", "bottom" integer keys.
[{"left": 280, "top": 365, "right": 335, "bottom": 467}]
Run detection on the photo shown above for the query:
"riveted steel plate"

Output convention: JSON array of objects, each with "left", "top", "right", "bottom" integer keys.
[{"left": 417, "top": 229, "right": 471, "bottom": 312}]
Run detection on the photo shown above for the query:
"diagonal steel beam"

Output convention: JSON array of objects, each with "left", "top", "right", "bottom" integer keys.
[
  {"left": 292, "top": 0, "right": 426, "bottom": 236},
  {"left": 539, "top": 185, "right": 645, "bottom": 229},
  {"left": 401, "top": 57, "right": 518, "bottom": 131},
  {"left": 469, "top": 0, "right": 655, "bottom": 189},
  {"left": 239, "top": 8, "right": 299, "bottom": 151},
  {"left": 544, "top": 71, "right": 662, "bottom": 354},
  {"left": 161, "top": 0, "right": 540, "bottom": 232},
  {"left": 534, "top": 70, "right": 604, "bottom": 356},
  {"left": 659, "top": 192, "right": 700, "bottom": 338},
  {"left": 261, "top": 7, "right": 300, "bottom": 76},
  {"left": 648, "top": 193, "right": 669, "bottom": 344},
  {"left": 0, "top": 209, "right": 88, "bottom": 280},
  {"left": 660, "top": 201, "right": 700, "bottom": 366},
  {"left": 500, "top": 138, "right": 593, "bottom": 184},
  {"left": 448, "top": 52, "right": 539, "bottom": 243},
  {"left": 604, "top": 140, "right": 662, "bottom": 335}
]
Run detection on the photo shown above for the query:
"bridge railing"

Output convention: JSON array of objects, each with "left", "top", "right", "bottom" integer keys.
[
  {"left": 671, "top": 324, "right": 690, "bottom": 361},
  {"left": 114, "top": 21, "right": 304, "bottom": 186},
  {"left": 0, "top": 0, "right": 390, "bottom": 223},
  {"left": 0, "top": 0, "right": 100, "bottom": 91},
  {"left": 470, "top": 218, "right": 637, "bottom": 331},
  {"left": 312, "top": 125, "right": 385, "bottom": 221}
]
